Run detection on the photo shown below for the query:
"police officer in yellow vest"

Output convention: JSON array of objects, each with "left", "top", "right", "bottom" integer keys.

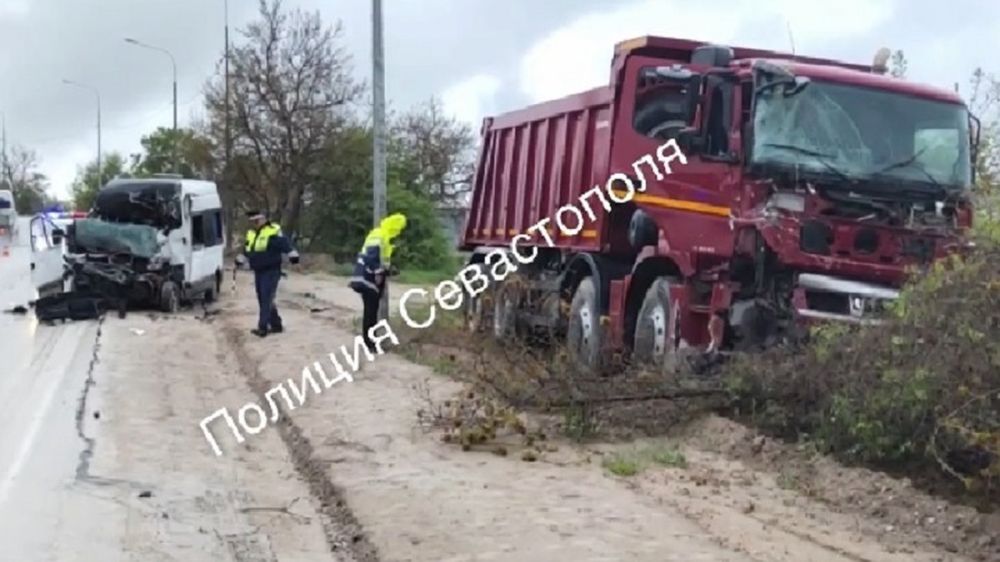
[
  {"left": 349, "top": 213, "right": 407, "bottom": 352},
  {"left": 236, "top": 210, "right": 299, "bottom": 337}
]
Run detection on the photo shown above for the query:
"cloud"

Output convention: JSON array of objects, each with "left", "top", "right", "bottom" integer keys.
[
  {"left": 441, "top": 74, "right": 501, "bottom": 127},
  {"left": 518, "top": 0, "right": 899, "bottom": 103},
  {"left": 0, "top": 0, "right": 29, "bottom": 19},
  {"left": 5, "top": 0, "right": 997, "bottom": 204}
]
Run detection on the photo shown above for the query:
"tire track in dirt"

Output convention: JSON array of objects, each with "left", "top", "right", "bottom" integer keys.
[{"left": 219, "top": 324, "right": 380, "bottom": 562}]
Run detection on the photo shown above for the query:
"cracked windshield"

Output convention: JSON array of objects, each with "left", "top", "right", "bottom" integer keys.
[
  {"left": 0, "top": 1, "right": 998, "bottom": 561},
  {"left": 753, "top": 78, "right": 972, "bottom": 190}
]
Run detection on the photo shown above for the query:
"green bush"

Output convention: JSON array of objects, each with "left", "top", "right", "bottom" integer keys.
[
  {"left": 726, "top": 243, "right": 1000, "bottom": 489},
  {"left": 386, "top": 185, "right": 453, "bottom": 271},
  {"left": 298, "top": 124, "right": 458, "bottom": 272}
]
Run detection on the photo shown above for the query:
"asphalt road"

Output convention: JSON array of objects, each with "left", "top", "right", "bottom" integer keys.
[
  {"left": 0, "top": 219, "right": 334, "bottom": 560},
  {"left": 0, "top": 218, "right": 100, "bottom": 558}
]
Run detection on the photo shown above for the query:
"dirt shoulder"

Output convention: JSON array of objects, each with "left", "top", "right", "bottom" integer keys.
[
  {"left": 213, "top": 270, "right": 996, "bottom": 562},
  {"left": 223, "top": 273, "right": 753, "bottom": 561},
  {"left": 65, "top": 305, "right": 340, "bottom": 561}
]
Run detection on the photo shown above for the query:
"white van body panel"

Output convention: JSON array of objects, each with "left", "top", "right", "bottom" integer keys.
[
  {"left": 185, "top": 187, "right": 225, "bottom": 290},
  {"left": 28, "top": 214, "right": 66, "bottom": 296}
]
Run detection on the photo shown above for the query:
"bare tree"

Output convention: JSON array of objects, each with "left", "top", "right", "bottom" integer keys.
[
  {"left": 4, "top": 145, "right": 50, "bottom": 213},
  {"left": 204, "top": 0, "right": 362, "bottom": 236},
  {"left": 965, "top": 69, "right": 1000, "bottom": 194},
  {"left": 392, "top": 97, "right": 477, "bottom": 206}
]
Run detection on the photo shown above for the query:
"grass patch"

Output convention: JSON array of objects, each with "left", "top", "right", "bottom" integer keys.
[
  {"left": 390, "top": 297, "right": 464, "bottom": 335},
  {"left": 563, "top": 404, "right": 600, "bottom": 442},
  {"left": 649, "top": 445, "right": 688, "bottom": 468},
  {"left": 400, "top": 346, "right": 462, "bottom": 377},
  {"left": 394, "top": 253, "right": 465, "bottom": 286},
  {"left": 603, "top": 454, "right": 642, "bottom": 477},
  {"left": 601, "top": 443, "right": 689, "bottom": 477},
  {"left": 328, "top": 262, "right": 354, "bottom": 276}
]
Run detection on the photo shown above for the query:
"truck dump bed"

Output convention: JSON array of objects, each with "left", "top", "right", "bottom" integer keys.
[{"left": 460, "top": 87, "right": 615, "bottom": 253}]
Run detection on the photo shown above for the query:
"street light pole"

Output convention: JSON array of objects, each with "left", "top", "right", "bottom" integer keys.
[
  {"left": 62, "top": 79, "right": 101, "bottom": 191},
  {"left": 1, "top": 112, "right": 7, "bottom": 189},
  {"left": 125, "top": 37, "right": 178, "bottom": 173},
  {"left": 224, "top": 0, "right": 231, "bottom": 169},
  {"left": 372, "top": 0, "right": 386, "bottom": 228}
]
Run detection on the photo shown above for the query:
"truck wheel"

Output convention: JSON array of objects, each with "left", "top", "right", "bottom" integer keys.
[
  {"left": 160, "top": 281, "right": 180, "bottom": 313},
  {"left": 633, "top": 277, "right": 679, "bottom": 371},
  {"left": 492, "top": 280, "right": 517, "bottom": 340},
  {"left": 463, "top": 264, "right": 491, "bottom": 333},
  {"left": 567, "top": 277, "right": 602, "bottom": 374}
]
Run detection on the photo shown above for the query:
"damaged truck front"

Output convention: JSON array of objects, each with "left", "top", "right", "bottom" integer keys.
[
  {"left": 458, "top": 36, "right": 978, "bottom": 374},
  {"left": 67, "top": 180, "right": 188, "bottom": 313}
]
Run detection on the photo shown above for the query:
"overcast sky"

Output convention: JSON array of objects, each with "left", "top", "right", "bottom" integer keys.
[{"left": 1, "top": 0, "right": 997, "bottom": 200}]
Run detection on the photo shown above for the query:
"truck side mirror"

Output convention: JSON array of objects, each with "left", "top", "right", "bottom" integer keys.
[
  {"left": 970, "top": 113, "right": 981, "bottom": 183},
  {"left": 51, "top": 228, "right": 65, "bottom": 246}
]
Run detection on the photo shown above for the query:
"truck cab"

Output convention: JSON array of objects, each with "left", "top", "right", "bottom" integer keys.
[{"left": 609, "top": 39, "right": 975, "bottom": 357}]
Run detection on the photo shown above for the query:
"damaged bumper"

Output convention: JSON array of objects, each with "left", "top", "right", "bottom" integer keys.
[{"left": 793, "top": 273, "right": 900, "bottom": 326}]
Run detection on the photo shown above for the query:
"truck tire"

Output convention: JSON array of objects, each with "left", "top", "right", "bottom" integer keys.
[
  {"left": 567, "top": 277, "right": 602, "bottom": 374},
  {"left": 160, "top": 281, "right": 180, "bottom": 313},
  {"left": 633, "top": 277, "right": 679, "bottom": 371},
  {"left": 492, "top": 279, "right": 517, "bottom": 341}
]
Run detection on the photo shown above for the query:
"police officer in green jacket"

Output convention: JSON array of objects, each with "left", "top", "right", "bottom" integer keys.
[
  {"left": 349, "top": 213, "right": 407, "bottom": 352},
  {"left": 236, "top": 210, "right": 299, "bottom": 337}
]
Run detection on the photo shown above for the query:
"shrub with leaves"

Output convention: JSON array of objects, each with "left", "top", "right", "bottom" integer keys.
[{"left": 726, "top": 245, "right": 1000, "bottom": 491}]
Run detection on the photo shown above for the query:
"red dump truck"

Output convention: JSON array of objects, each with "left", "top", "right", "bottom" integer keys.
[{"left": 458, "top": 36, "right": 980, "bottom": 372}]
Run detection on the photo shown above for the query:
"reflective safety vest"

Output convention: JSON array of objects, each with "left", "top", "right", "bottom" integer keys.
[
  {"left": 246, "top": 223, "right": 281, "bottom": 254},
  {"left": 359, "top": 228, "right": 389, "bottom": 267}
]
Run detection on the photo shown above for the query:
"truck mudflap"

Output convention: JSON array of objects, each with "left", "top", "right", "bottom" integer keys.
[{"left": 792, "top": 273, "right": 900, "bottom": 326}]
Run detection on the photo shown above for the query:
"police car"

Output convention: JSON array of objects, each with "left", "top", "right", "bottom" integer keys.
[{"left": 48, "top": 210, "right": 88, "bottom": 231}]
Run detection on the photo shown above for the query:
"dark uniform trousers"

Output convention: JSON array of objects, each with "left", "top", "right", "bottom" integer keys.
[
  {"left": 360, "top": 281, "right": 383, "bottom": 352},
  {"left": 254, "top": 268, "right": 283, "bottom": 332}
]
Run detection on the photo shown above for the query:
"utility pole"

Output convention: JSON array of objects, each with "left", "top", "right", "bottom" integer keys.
[
  {"left": 1, "top": 113, "right": 7, "bottom": 188},
  {"left": 125, "top": 38, "right": 178, "bottom": 174},
  {"left": 372, "top": 0, "right": 386, "bottom": 227},
  {"left": 372, "top": 0, "right": 389, "bottom": 320},
  {"left": 97, "top": 98, "right": 102, "bottom": 187},
  {"left": 223, "top": 0, "right": 233, "bottom": 247},
  {"left": 224, "top": 0, "right": 231, "bottom": 170},
  {"left": 63, "top": 79, "right": 101, "bottom": 193}
]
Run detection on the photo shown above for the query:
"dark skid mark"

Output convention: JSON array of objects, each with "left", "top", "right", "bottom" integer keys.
[{"left": 219, "top": 325, "right": 381, "bottom": 562}]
